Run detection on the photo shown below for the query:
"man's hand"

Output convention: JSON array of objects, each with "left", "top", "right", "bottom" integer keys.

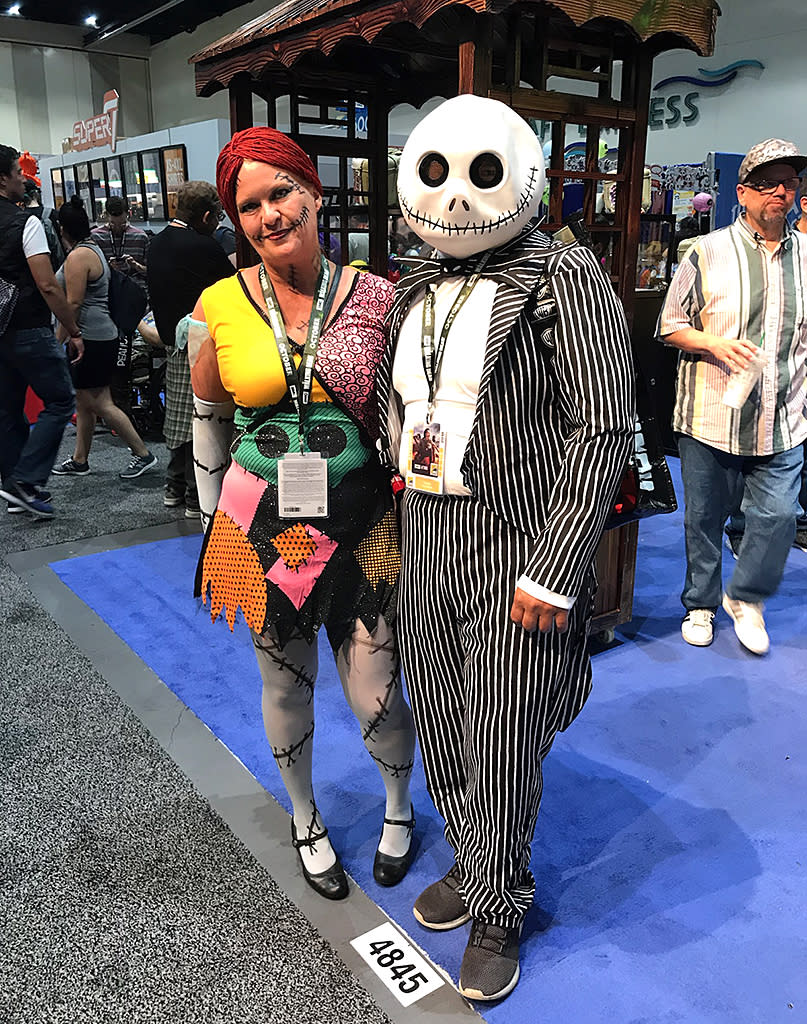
[
  {"left": 510, "top": 588, "right": 568, "bottom": 634},
  {"left": 67, "top": 336, "right": 84, "bottom": 364},
  {"left": 707, "top": 335, "right": 759, "bottom": 373}
]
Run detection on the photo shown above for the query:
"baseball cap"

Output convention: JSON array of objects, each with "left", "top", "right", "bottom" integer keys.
[{"left": 738, "top": 139, "right": 807, "bottom": 183}]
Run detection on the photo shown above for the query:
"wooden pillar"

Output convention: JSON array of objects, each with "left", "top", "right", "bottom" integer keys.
[
  {"left": 369, "top": 96, "right": 390, "bottom": 277},
  {"left": 458, "top": 16, "right": 493, "bottom": 96},
  {"left": 228, "top": 73, "right": 253, "bottom": 135},
  {"left": 615, "top": 47, "right": 652, "bottom": 327},
  {"left": 228, "top": 74, "right": 256, "bottom": 268}
]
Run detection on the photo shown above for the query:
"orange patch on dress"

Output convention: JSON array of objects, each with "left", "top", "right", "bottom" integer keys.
[{"left": 201, "top": 510, "right": 267, "bottom": 631}]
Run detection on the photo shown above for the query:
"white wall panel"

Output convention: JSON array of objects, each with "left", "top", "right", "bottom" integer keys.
[
  {"left": 42, "top": 46, "right": 86, "bottom": 156},
  {"left": 0, "top": 41, "right": 22, "bottom": 149},
  {"left": 149, "top": 0, "right": 282, "bottom": 131}
]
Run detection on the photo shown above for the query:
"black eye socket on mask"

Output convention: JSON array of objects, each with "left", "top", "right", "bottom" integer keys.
[
  {"left": 418, "top": 152, "right": 449, "bottom": 188},
  {"left": 470, "top": 152, "right": 504, "bottom": 189}
]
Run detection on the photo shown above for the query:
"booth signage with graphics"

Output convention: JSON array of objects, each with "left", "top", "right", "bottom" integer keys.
[{"left": 72, "top": 90, "right": 120, "bottom": 153}]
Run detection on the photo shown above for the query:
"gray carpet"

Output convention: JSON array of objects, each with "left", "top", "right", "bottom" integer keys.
[{"left": 1, "top": 428, "right": 394, "bottom": 1024}]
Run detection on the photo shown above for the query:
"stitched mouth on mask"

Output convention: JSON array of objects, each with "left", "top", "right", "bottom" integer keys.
[{"left": 399, "top": 165, "right": 540, "bottom": 236}]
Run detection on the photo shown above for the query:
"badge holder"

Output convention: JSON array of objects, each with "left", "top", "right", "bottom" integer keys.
[
  {"left": 278, "top": 449, "right": 329, "bottom": 518},
  {"left": 405, "top": 419, "right": 446, "bottom": 495}
]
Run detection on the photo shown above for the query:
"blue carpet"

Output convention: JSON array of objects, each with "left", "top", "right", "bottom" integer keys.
[{"left": 51, "top": 459, "right": 806, "bottom": 1023}]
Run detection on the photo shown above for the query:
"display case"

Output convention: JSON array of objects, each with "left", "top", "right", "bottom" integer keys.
[{"left": 636, "top": 214, "right": 676, "bottom": 291}]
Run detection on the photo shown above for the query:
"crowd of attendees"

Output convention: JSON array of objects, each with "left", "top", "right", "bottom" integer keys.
[{"left": 0, "top": 145, "right": 236, "bottom": 521}]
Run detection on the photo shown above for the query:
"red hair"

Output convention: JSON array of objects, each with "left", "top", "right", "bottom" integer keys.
[{"left": 216, "top": 127, "right": 323, "bottom": 231}]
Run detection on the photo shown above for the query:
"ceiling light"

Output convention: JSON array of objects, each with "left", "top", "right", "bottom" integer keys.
[
  {"left": 84, "top": 13, "right": 97, "bottom": 26},
  {"left": 7, "top": 4, "right": 22, "bottom": 14}
]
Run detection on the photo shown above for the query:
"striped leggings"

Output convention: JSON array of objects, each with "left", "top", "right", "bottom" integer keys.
[{"left": 399, "top": 490, "right": 594, "bottom": 928}]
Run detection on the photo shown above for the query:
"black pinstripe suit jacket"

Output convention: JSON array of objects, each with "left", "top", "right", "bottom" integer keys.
[{"left": 377, "top": 226, "right": 636, "bottom": 602}]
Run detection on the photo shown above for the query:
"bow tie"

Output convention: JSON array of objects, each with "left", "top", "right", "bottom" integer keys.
[{"left": 397, "top": 253, "right": 489, "bottom": 280}]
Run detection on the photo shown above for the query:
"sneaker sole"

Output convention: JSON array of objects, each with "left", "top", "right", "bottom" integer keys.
[
  {"left": 120, "top": 460, "right": 158, "bottom": 479},
  {"left": 412, "top": 906, "right": 471, "bottom": 931},
  {"left": 0, "top": 487, "right": 53, "bottom": 519},
  {"left": 164, "top": 497, "right": 184, "bottom": 507},
  {"left": 184, "top": 509, "right": 202, "bottom": 520},
  {"left": 459, "top": 963, "right": 520, "bottom": 1002},
  {"left": 51, "top": 465, "right": 90, "bottom": 475}
]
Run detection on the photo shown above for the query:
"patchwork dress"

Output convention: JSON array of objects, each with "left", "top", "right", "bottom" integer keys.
[{"left": 189, "top": 270, "right": 400, "bottom": 651}]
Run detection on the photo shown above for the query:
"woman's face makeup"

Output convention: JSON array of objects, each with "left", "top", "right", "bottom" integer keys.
[{"left": 235, "top": 160, "right": 321, "bottom": 261}]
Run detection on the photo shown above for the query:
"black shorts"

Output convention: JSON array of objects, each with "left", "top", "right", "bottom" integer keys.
[{"left": 71, "top": 337, "right": 119, "bottom": 390}]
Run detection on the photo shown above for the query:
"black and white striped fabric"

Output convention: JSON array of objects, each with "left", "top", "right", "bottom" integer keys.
[
  {"left": 379, "top": 225, "right": 636, "bottom": 601},
  {"left": 399, "top": 489, "right": 596, "bottom": 927},
  {"left": 380, "top": 225, "right": 636, "bottom": 927}
]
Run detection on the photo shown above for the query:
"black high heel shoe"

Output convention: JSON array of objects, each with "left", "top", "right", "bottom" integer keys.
[
  {"left": 291, "top": 821, "right": 349, "bottom": 900},
  {"left": 373, "top": 806, "right": 415, "bottom": 887}
]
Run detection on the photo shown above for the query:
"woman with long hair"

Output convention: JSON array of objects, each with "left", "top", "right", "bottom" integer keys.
[
  {"left": 184, "top": 128, "right": 415, "bottom": 900},
  {"left": 53, "top": 196, "right": 157, "bottom": 480}
]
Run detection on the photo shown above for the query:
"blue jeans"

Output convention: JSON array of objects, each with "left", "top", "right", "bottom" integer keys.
[
  {"left": 678, "top": 434, "right": 802, "bottom": 609},
  {"left": 728, "top": 437, "right": 807, "bottom": 533},
  {"left": 0, "top": 326, "right": 75, "bottom": 487}
]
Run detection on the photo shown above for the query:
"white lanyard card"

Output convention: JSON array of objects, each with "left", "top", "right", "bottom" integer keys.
[
  {"left": 405, "top": 420, "right": 445, "bottom": 495},
  {"left": 278, "top": 452, "right": 329, "bottom": 518}
]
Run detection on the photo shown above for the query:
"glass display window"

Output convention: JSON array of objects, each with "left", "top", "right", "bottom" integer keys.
[
  {"left": 50, "top": 168, "right": 65, "bottom": 209},
  {"left": 63, "top": 167, "right": 77, "bottom": 204},
  {"left": 106, "top": 157, "right": 124, "bottom": 202},
  {"left": 141, "top": 150, "right": 165, "bottom": 221},
  {"left": 75, "top": 163, "right": 92, "bottom": 215},
  {"left": 122, "top": 153, "right": 145, "bottom": 221},
  {"left": 89, "top": 159, "right": 108, "bottom": 220}
]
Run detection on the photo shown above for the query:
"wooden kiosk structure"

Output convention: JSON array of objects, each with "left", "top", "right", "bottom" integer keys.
[{"left": 190, "top": 0, "right": 720, "bottom": 634}]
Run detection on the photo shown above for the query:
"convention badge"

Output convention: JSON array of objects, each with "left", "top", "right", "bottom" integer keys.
[
  {"left": 278, "top": 452, "right": 329, "bottom": 518},
  {"left": 405, "top": 421, "right": 445, "bottom": 495}
]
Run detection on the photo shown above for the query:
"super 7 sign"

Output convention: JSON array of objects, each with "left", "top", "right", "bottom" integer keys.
[{"left": 72, "top": 90, "right": 120, "bottom": 153}]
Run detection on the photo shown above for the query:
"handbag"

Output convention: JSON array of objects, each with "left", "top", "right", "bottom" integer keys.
[
  {"left": 0, "top": 274, "right": 19, "bottom": 339},
  {"left": 107, "top": 266, "right": 147, "bottom": 337}
]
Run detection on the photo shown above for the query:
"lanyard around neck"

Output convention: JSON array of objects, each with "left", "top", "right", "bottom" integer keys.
[
  {"left": 421, "top": 251, "right": 490, "bottom": 421},
  {"left": 259, "top": 256, "right": 330, "bottom": 451}
]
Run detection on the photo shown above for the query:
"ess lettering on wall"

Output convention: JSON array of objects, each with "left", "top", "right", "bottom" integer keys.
[
  {"left": 72, "top": 90, "right": 120, "bottom": 152},
  {"left": 649, "top": 60, "right": 764, "bottom": 132}
]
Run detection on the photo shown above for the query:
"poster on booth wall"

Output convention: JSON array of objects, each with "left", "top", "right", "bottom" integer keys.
[
  {"left": 163, "top": 147, "right": 187, "bottom": 220},
  {"left": 671, "top": 189, "right": 695, "bottom": 220}
]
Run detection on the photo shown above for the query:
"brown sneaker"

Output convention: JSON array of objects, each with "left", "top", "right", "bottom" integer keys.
[
  {"left": 459, "top": 919, "right": 521, "bottom": 1001},
  {"left": 412, "top": 864, "right": 470, "bottom": 930}
]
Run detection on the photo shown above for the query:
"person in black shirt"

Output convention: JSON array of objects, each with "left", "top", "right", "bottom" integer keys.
[
  {"left": 146, "top": 181, "right": 235, "bottom": 517},
  {"left": 0, "top": 144, "right": 83, "bottom": 518}
]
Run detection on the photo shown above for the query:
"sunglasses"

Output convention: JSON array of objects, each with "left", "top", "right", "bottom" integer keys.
[{"left": 743, "top": 177, "right": 801, "bottom": 194}]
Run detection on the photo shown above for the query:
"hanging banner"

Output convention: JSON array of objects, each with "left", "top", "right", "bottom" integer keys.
[{"left": 72, "top": 90, "right": 120, "bottom": 153}]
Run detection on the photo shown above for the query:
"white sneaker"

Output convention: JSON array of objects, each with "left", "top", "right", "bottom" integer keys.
[
  {"left": 722, "top": 595, "right": 769, "bottom": 655},
  {"left": 681, "top": 608, "right": 714, "bottom": 646}
]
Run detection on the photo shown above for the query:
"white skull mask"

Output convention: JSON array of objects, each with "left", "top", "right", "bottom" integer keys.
[{"left": 397, "top": 95, "right": 546, "bottom": 258}]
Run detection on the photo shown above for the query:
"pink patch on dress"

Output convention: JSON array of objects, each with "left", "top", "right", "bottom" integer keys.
[
  {"left": 265, "top": 524, "right": 338, "bottom": 610},
  {"left": 217, "top": 462, "right": 267, "bottom": 533}
]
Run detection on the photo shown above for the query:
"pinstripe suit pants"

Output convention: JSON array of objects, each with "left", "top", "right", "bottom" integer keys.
[{"left": 399, "top": 489, "right": 595, "bottom": 928}]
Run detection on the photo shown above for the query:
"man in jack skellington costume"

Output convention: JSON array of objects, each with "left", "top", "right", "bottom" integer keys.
[{"left": 377, "top": 95, "right": 635, "bottom": 1001}]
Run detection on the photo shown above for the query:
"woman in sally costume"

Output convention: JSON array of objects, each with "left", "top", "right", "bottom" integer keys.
[{"left": 183, "top": 128, "right": 415, "bottom": 900}]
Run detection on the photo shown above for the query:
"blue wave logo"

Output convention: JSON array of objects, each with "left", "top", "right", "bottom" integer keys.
[{"left": 654, "top": 59, "right": 764, "bottom": 91}]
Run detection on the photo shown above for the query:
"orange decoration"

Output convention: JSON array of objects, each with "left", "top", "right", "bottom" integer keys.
[
  {"left": 19, "top": 151, "right": 41, "bottom": 187},
  {"left": 270, "top": 521, "right": 318, "bottom": 572},
  {"left": 200, "top": 510, "right": 267, "bottom": 631}
]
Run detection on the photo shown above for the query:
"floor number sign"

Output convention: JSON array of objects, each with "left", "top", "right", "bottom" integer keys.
[{"left": 350, "top": 921, "right": 445, "bottom": 1006}]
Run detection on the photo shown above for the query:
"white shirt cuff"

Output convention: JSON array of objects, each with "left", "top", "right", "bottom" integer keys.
[{"left": 516, "top": 574, "right": 576, "bottom": 610}]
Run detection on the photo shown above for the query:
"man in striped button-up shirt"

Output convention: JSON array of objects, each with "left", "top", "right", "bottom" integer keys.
[{"left": 660, "top": 138, "right": 807, "bottom": 656}]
